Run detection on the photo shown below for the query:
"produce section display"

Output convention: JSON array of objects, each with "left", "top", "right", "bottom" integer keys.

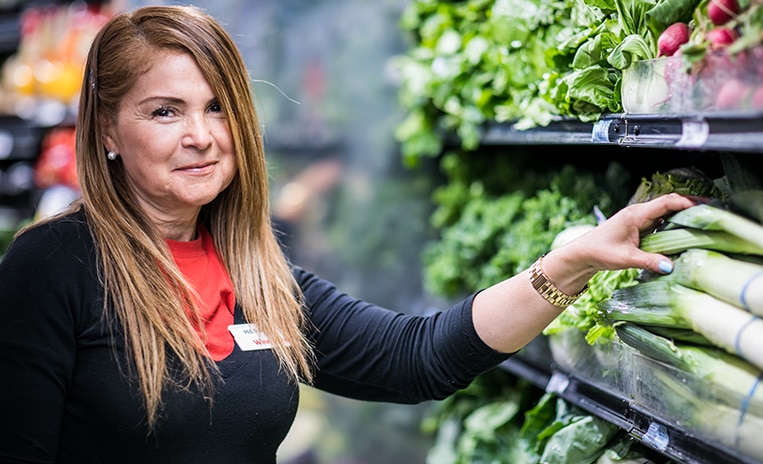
[
  {"left": 542, "top": 155, "right": 763, "bottom": 463},
  {"left": 421, "top": 366, "right": 675, "bottom": 463},
  {"left": 0, "top": 2, "right": 109, "bottom": 257},
  {"left": 392, "top": 0, "right": 762, "bottom": 163},
  {"left": 393, "top": 1, "right": 762, "bottom": 459},
  {"left": 416, "top": 150, "right": 763, "bottom": 463},
  {"left": 0, "top": 3, "right": 110, "bottom": 114}
]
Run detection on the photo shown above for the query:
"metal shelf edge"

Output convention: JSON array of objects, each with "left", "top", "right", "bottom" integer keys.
[{"left": 480, "top": 113, "right": 763, "bottom": 152}]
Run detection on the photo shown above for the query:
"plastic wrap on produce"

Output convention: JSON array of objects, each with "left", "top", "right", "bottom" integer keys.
[
  {"left": 622, "top": 46, "right": 763, "bottom": 115},
  {"left": 549, "top": 329, "right": 763, "bottom": 462}
]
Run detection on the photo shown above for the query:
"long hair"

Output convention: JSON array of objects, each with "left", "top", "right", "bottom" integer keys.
[{"left": 74, "top": 5, "right": 314, "bottom": 430}]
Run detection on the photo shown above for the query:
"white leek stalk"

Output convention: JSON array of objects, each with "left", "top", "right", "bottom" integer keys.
[
  {"left": 666, "top": 204, "right": 763, "bottom": 250},
  {"left": 640, "top": 228, "right": 763, "bottom": 256},
  {"left": 600, "top": 281, "right": 763, "bottom": 371},
  {"left": 673, "top": 248, "right": 763, "bottom": 316},
  {"left": 617, "top": 323, "right": 763, "bottom": 460}
]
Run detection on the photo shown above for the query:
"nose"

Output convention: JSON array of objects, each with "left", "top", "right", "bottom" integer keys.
[{"left": 183, "top": 114, "right": 213, "bottom": 149}]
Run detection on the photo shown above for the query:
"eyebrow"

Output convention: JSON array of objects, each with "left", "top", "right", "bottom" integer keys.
[
  {"left": 138, "top": 95, "right": 219, "bottom": 107},
  {"left": 138, "top": 96, "right": 186, "bottom": 106}
]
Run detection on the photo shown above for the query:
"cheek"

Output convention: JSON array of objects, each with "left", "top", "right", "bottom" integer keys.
[
  {"left": 222, "top": 155, "right": 238, "bottom": 187},
  {"left": 215, "top": 125, "right": 237, "bottom": 179},
  {"left": 122, "top": 157, "right": 170, "bottom": 196},
  {"left": 119, "top": 141, "right": 174, "bottom": 189}
]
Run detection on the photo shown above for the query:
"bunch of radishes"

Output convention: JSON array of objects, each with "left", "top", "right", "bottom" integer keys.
[{"left": 657, "top": 0, "right": 742, "bottom": 57}]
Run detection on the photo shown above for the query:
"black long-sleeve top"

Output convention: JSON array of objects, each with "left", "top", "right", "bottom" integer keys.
[{"left": 0, "top": 211, "right": 511, "bottom": 463}]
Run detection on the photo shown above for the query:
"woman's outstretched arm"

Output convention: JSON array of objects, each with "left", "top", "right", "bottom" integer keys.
[{"left": 472, "top": 193, "right": 697, "bottom": 354}]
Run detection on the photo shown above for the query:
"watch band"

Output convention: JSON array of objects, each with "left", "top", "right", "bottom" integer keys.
[{"left": 529, "top": 254, "right": 587, "bottom": 308}]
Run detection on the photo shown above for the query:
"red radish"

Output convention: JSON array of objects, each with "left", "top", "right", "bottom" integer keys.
[
  {"left": 658, "top": 22, "right": 691, "bottom": 57},
  {"left": 707, "top": 0, "right": 740, "bottom": 25},
  {"left": 716, "top": 78, "right": 752, "bottom": 109},
  {"left": 707, "top": 27, "right": 739, "bottom": 49}
]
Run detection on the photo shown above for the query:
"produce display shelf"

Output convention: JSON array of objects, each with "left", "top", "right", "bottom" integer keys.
[
  {"left": 480, "top": 113, "right": 763, "bottom": 153},
  {"left": 499, "top": 353, "right": 760, "bottom": 464}
]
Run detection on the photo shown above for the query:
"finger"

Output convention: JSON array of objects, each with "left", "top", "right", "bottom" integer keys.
[
  {"left": 646, "top": 193, "right": 698, "bottom": 217},
  {"left": 634, "top": 250, "right": 675, "bottom": 275},
  {"left": 630, "top": 193, "right": 696, "bottom": 233}
]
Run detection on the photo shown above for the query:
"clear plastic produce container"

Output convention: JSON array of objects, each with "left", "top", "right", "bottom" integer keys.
[
  {"left": 621, "top": 46, "right": 763, "bottom": 114},
  {"left": 549, "top": 329, "right": 763, "bottom": 462}
]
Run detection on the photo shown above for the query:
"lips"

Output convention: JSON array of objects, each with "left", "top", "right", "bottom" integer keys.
[{"left": 175, "top": 160, "right": 217, "bottom": 172}]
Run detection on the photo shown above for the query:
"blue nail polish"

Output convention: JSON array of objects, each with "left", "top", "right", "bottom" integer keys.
[{"left": 658, "top": 260, "right": 673, "bottom": 274}]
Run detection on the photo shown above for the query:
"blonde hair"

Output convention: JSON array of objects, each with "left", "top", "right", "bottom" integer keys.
[{"left": 74, "top": 5, "right": 314, "bottom": 429}]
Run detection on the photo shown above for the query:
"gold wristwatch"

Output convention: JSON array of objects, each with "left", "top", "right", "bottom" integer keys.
[{"left": 529, "top": 254, "right": 587, "bottom": 308}]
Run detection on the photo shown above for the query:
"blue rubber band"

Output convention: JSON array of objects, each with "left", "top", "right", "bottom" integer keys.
[
  {"left": 739, "top": 270, "right": 763, "bottom": 311},
  {"left": 734, "top": 315, "right": 760, "bottom": 356},
  {"left": 737, "top": 373, "right": 761, "bottom": 428}
]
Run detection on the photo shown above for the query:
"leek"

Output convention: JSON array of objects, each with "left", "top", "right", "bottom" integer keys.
[
  {"left": 645, "top": 362, "right": 763, "bottom": 459},
  {"left": 641, "top": 325, "right": 713, "bottom": 346},
  {"left": 616, "top": 324, "right": 763, "bottom": 459},
  {"left": 639, "top": 228, "right": 763, "bottom": 256},
  {"left": 615, "top": 323, "right": 763, "bottom": 410},
  {"left": 599, "top": 280, "right": 763, "bottom": 371},
  {"left": 673, "top": 248, "right": 763, "bottom": 316},
  {"left": 665, "top": 204, "right": 763, "bottom": 250}
]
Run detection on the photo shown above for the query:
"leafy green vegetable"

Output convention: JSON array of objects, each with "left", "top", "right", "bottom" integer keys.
[
  {"left": 393, "top": 0, "right": 703, "bottom": 163},
  {"left": 628, "top": 167, "right": 723, "bottom": 204},
  {"left": 665, "top": 204, "right": 763, "bottom": 250},
  {"left": 543, "top": 268, "right": 640, "bottom": 343},
  {"left": 422, "top": 164, "right": 623, "bottom": 297},
  {"left": 671, "top": 248, "right": 763, "bottom": 316},
  {"left": 640, "top": 228, "right": 763, "bottom": 256},
  {"left": 421, "top": 368, "right": 543, "bottom": 464},
  {"left": 520, "top": 393, "right": 621, "bottom": 464}
]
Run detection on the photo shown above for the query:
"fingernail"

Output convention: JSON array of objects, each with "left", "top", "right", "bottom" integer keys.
[{"left": 658, "top": 260, "right": 673, "bottom": 274}]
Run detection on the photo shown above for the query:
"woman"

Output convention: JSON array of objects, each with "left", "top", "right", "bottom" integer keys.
[{"left": 0, "top": 5, "right": 695, "bottom": 463}]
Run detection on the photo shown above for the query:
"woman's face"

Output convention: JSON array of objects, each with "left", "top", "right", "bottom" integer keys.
[{"left": 103, "top": 50, "right": 237, "bottom": 225}]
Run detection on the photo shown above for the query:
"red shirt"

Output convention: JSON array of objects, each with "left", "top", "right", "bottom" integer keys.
[{"left": 167, "top": 226, "right": 236, "bottom": 360}]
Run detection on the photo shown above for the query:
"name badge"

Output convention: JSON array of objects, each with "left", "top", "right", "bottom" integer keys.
[{"left": 228, "top": 324, "right": 274, "bottom": 351}]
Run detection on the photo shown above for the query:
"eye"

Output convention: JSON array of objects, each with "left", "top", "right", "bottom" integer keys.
[
  {"left": 151, "top": 106, "right": 176, "bottom": 118},
  {"left": 208, "top": 101, "right": 223, "bottom": 114}
]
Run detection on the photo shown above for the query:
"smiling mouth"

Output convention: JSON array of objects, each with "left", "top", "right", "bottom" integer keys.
[{"left": 176, "top": 161, "right": 216, "bottom": 172}]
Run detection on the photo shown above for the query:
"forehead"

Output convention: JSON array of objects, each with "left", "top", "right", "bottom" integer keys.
[{"left": 127, "top": 51, "right": 208, "bottom": 96}]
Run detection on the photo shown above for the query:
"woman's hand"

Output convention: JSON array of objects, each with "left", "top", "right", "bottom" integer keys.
[{"left": 552, "top": 192, "right": 699, "bottom": 282}]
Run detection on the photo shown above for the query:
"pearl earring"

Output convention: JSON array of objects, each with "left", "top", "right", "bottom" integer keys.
[{"left": 107, "top": 151, "right": 117, "bottom": 161}]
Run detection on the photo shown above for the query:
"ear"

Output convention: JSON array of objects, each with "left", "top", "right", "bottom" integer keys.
[{"left": 100, "top": 116, "right": 117, "bottom": 154}]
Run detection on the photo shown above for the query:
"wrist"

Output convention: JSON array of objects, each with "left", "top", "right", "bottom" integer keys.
[{"left": 529, "top": 252, "right": 591, "bottom": 308}]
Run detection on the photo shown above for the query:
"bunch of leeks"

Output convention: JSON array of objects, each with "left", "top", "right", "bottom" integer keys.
[
  {"left": 600, "top": 203, "right": 763, "bottom": 371},
  {"left": 600, "top": 280, "right": 763, "bottom": 371},
  {"left": 615, "top": 323, "right": 763, "bottom": 458}
]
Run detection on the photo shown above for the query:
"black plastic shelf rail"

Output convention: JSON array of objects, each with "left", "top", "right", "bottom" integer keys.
[
  {"left": 480, "top": 112, "right": 763, "bottom": 153},
  {"left": 500, "top": 354, "right": 761, "bottom": 464}
]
